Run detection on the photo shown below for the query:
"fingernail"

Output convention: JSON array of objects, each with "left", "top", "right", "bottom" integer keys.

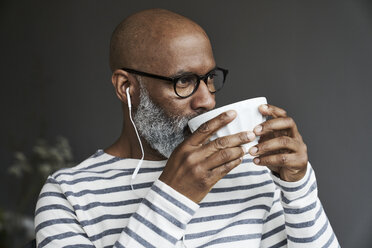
[
  {"left": 249, "top": 146, "right": 258, "bottom": 155},
  {"left": 253, "top": 158, "right": 260, "bottom": 164},
  {"left": 226, "top": 110, "right": 236, "bottom": 117},
  {"left": 247, "top": 131, "right": 255, "bottom": 141},
  {"left": 260, "top": 104, "right": 268, "bottom": 110},
  {"left": 254, "top": 125, "right": 262, "bottom": 133}
]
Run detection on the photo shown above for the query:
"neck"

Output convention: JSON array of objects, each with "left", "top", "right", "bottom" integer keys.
[{"left": 104, "top": 112, "right": 167, "bottom": 161}]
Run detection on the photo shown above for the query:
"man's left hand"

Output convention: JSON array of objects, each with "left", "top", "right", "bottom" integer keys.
[{"left": 249, "top": 104, "right": 308, "bottom": 182}]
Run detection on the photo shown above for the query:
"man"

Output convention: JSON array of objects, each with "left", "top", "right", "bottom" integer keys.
[{"left": 35, "top": 9, "right": 340, "bottom": 247}]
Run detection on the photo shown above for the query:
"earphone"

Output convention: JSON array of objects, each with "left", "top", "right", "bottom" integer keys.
[
  {"left": 126, "top": 86, "right": 144, "bottom": 190},
  {"left": 126, "top": 87, "right": 132, "bottom": 109}
]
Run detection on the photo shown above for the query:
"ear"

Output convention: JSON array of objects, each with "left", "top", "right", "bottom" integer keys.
[{"left": 111, "top": 69, "right": 133, "bottom": 104}]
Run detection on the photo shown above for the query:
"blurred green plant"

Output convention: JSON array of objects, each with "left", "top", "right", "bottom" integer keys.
[{"left": 0, "top": 136, "right": 74, "bottom": 247}]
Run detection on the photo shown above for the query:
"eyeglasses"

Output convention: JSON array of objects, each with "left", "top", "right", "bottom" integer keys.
[{"left": 121, "top": 67, "right": 228, "bottom": 98}]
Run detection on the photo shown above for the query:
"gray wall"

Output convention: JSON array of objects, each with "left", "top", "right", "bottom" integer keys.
[{"left": 1, "top": 0, "right": 371, "bottom": 247}]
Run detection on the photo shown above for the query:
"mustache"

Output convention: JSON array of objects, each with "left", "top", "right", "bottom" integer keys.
[{"left": 180, "top": 108, "right": 209, "bottom": 121}]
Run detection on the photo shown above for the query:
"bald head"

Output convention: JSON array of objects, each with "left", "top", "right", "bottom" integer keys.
[{"left": 109, "top": 9, "right": 214, "bottom": 73}]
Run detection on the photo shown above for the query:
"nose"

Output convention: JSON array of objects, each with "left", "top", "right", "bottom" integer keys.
[{"left": 190, "top": 80, "right": 216, "bottom": 112}]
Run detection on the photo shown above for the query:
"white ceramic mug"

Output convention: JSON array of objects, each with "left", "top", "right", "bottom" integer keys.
[{"left": 188, "top": 97, "right": 267, "bottom": 159}]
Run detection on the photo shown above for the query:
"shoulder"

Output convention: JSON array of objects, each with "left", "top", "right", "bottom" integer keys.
[
  {"left": 36, "top": 150, "right": 125, "bottom": 204},
  {"left": 50, "top": 149, "right": 123, "bottom": 182}
]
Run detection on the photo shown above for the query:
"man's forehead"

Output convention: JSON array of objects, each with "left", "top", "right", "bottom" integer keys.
[{"left": 143, "top": 32, "right": 215, "bottom": 76}]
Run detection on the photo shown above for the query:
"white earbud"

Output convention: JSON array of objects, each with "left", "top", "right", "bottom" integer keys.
[{"left": 126, "top": 87, "right": 132, "bottom": 109}]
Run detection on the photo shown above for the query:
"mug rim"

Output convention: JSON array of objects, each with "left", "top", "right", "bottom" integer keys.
[{"left": 188, "top": 96, "right": 267, "bottom": 128}]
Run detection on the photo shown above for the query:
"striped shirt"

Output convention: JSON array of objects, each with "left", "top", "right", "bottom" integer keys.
[{"left": 35, "top": 149, "right": 339, "bottom": 247}]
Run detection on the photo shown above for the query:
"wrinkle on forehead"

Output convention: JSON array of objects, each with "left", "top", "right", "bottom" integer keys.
[{"left": 109, "top": 8, "right": 214, "bottom": 73}]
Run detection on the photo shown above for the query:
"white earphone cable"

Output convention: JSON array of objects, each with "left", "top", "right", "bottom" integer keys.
[{"left": 127, "top": 94, "right": 144, "bottom": 191}]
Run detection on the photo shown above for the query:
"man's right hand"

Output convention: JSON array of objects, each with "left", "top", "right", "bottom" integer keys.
[{"left": 159, "top": 110, "right": 256, "bottom": 203}]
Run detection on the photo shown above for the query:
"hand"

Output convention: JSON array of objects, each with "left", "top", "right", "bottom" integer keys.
[
  {"left": 248, "top": 104, "right": 308, "bottom": 182},
  {"left": 159, "top": 110, "right": 256, "bottom": 203}
]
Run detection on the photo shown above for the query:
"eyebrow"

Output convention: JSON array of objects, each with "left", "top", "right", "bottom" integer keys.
[
  {"left": 172, "top": 70, "right": 189, "bottom": 78},
  {"left": 171, "top": 66, "right": 217, "bottom": 78}
]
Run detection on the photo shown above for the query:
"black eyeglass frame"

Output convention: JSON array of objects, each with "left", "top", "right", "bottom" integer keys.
[{"left": 121, "top": 66, "right": 229, "bottom": 98}]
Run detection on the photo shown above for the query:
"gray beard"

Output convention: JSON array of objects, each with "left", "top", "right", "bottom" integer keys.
[{"left": 133, "top": 83, "right": 195, "bottom": 158}]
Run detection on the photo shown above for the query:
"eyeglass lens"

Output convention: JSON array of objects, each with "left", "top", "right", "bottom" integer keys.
[{"left": 175, "top": 69, "right": 225, "bottom": 97}]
